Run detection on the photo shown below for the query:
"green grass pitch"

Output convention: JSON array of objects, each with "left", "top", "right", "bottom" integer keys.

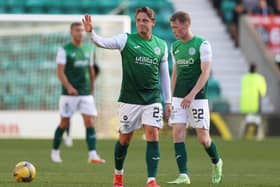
[{"left": 0, "top": 136, "right": 280, "bottom": 187}]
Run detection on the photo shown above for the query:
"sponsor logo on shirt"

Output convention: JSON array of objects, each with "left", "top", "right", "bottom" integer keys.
[
  {"left": 134, "top": 45, "right": 141, "bottom": 49},
  {"left": 74, "top": 60, "right": 89, "bottom": 67},
  {"left": 176, "top": 58, "right": 194, "bottom": 66},
  {"left": 135, "top": 56, "right": 159, "bottom": 65}
]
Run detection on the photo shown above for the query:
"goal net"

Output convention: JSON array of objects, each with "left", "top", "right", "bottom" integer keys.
[{"left": 0, "top": 14, "right": 130, "bottom": 138}]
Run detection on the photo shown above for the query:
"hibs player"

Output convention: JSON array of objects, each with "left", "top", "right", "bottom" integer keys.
[
  {"left": 168, "top": 11, "right": 223, "bottom": 184},
  {"left": 51, "top": 22, "right": 105, "bottom": 164},
  {"left": 83, "top": 7, "right": 172, "bottom": 187}
]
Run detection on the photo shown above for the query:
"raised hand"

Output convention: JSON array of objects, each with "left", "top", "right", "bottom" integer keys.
[{"left": 82, "top": 14, "right": 93, "bottom": 33}]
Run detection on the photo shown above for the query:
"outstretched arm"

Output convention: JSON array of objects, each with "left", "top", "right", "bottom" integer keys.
[{"left": 83, "top": 14, "right": 127, "bottom": 50}]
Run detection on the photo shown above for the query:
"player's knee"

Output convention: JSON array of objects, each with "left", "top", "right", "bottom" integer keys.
[
  {"left": 119, "top": 138, "right": 130, "bottom": 145},
  {"left": 59, "top": 118, "right": 70, "bottom": 129},
  {"left": 145, "top": 129, "right": 159, "bottom": 141},
  {"left": 173, "top": 129, "right": 185, "bottom": 142},
  {"left": 198, "top": 137, "right": 211, "bottom": 147},
  {"left": 119, "top": 135, "right": 132, "bottom": 145},
  {"left": 84, "top": 117, "right": 95, "bottom": 128}
]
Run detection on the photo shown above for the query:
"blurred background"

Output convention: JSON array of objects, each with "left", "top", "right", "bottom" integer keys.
[{"left": 0, "top": 0, "right": 280, "bottom": 139}]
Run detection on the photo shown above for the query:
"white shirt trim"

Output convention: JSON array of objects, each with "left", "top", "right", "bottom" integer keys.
[
  {"left": 160, "top": 43, "right": 172, "bottom": 104},
  {"left": 56, "top": 47, "right": 66, "bottom": 65},
  {"left": 200, "top": 41, "right": 212, "bottom": 62}
]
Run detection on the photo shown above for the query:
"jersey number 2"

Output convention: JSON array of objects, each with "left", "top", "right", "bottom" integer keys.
[{"left": 153, "top": 107, "right": 160, "bottom": 118}]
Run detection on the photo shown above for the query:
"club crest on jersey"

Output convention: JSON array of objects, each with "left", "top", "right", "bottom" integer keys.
[
  {"left": 188, "top": 47, "right": 196, "bottom": 56},
  {"left": 85, "top": 53, "right": 90, "bottom": 58},
  {"left": 71, "top": 52, "right": 76, "bottom": 57},
  {"left": 154, "top": 47, "right": 161, "bottom": 55}
]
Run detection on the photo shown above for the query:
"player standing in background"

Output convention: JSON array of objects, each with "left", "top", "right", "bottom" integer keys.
[
  {"left": 168, "top": 11, "right": 223, "bottom": 184},
  {"left": 51, "top": 22, "right": 105, "bottom": 164},
  {"left": 63, "top": 63, "right": 101, "bottom": 147},
  {"left": 240, "top": 63, "right": 267, "bottom": 139},
  {"left": 83, "top": 7, "right": 171, "bottom": 187}
]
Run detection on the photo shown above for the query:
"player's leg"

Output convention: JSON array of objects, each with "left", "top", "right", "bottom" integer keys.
[
  {"left": 64, "top": 121, "right": 73, "bottom": 147},
  {"left": 114, "top": 102, "right": 142, "bottom": 187},
  {"left": 142, "top": 103, "right": 163, "bottom": 187},
  {"left": 167, "top": 97, "right": 190, "bottom": 184},
  {"left": 191, "top": 99, "right": 222, "bottom": 184},
  {"left": 79, "top": 95, "right": 104, "bottom": 163},
  {"left": 51, "top": 117, "right": 70, "bottom": 163},
  {"left": 51, "top": 96, "right": 76, "bottom": 163},
  {"left": 167, "top": 124, "right": 190, "bottom": 184},
  {"left": 82, "top": 114, "right": 105, "bottom": 164},
  {"left": 196, "top": 128, "right": 223, "bottom": 184},
  {"left": 114, "top": 132, "right": 134, "bottom": 187},
  {"left": 143, "top": 125, "right": 161, "bottom": 187}
]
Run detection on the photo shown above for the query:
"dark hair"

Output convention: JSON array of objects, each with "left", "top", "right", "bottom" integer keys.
[
  {"left": 249, "top": 63, "right": 257, "bottom": 73},
  {"left": 135, "top": 6, "right": 155, "bottom": 21},
  {"left": 170, "top": 11, "right": 191, "bottom": 24},
  {"left": 70, "top": 22, "right": 83, "bottom": 30}
]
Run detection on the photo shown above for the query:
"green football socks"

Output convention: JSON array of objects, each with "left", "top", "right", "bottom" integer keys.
[
  {"left": 174, "top": 142, "right": 188, "bottom": 174},
  {"left": 86, "top": 127, "right": 96, "bottom": 151},
  {"left": 114, "top": 141, "right": 129, "bottom": 170},
  {"left": 146, "top": 141, "right": 160, "bottom": 178},
  {"left": 205, "top": 141, "right": 220, "bottom": 164},
  {"left": 53, "top": 127, "right": 65, "bottom": 149}
]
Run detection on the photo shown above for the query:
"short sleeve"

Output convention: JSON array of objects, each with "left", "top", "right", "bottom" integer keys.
[
  {"left": 89, "top": 51, "right": 94, "bottom": 66},
  {"left": 199, "top": 41, "right": 212, "bottom": 63},
  {"left": 56, "top": 47, "right": 66, "bottom": 65}
]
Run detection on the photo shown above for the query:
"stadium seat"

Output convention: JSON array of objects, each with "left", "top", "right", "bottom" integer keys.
[
  {"left": 212, "top": 98, "right": 231, "bottom": 113},
  {"left": 81, "top": 0, "right": 99, "bottom": 14},
  {"left": 26, "top": 0, "right": 46, "bottom": 14},
  {"left": 0, "top": 1, "right": 7, "bottom": 13},
  {"left": 61, "top": 0, "right": 83, "bottom": 14},
  {"left": 6, "top": 0, "right": 26, "bottom": 14},
  {"left": 45, "top": 0, "right": 63, "bottom": 14},
  {"left": 23, "top": 94, "right": 41, "bottom": 109},
  {"left": 3, "top": 95, "right": 20, "bottom": 109}
]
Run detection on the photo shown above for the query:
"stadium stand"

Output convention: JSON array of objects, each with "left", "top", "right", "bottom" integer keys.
[
  {"left": 1, "top": 0, "right": 277, "bottom": 113},
  {"left": 0, "top": 0, "right": 175, "bottom": 110}
]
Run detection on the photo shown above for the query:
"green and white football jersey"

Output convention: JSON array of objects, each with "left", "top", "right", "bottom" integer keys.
[
  {"left": 89, "top": 31, "right": 171, "bottom": 105},
  {"left": 119, "top": 33, "right": 167, "bottom": 105},
  {"left": 172, "top": 36, "right": 212, "bottom": 99},
  {"left": 56, "top": 42, "right": 94, "bottom": 96}
]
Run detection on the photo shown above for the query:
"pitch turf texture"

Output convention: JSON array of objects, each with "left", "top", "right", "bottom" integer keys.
[{"left": 0, "top": 136, "right": 279, "bottom": 187}]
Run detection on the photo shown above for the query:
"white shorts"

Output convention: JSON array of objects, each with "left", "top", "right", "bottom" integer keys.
[
  {"left": 118, "top": 102, "right": 163, "bottom": 134},
  {"left": 59, "top": 95, "right": 97, "bottom": 118},
  {"left": 169, "top": 97, "right": 210, "bottom": 129},
  {"left": 245, "top": 114, "right": 261, "bottom": 126}
]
